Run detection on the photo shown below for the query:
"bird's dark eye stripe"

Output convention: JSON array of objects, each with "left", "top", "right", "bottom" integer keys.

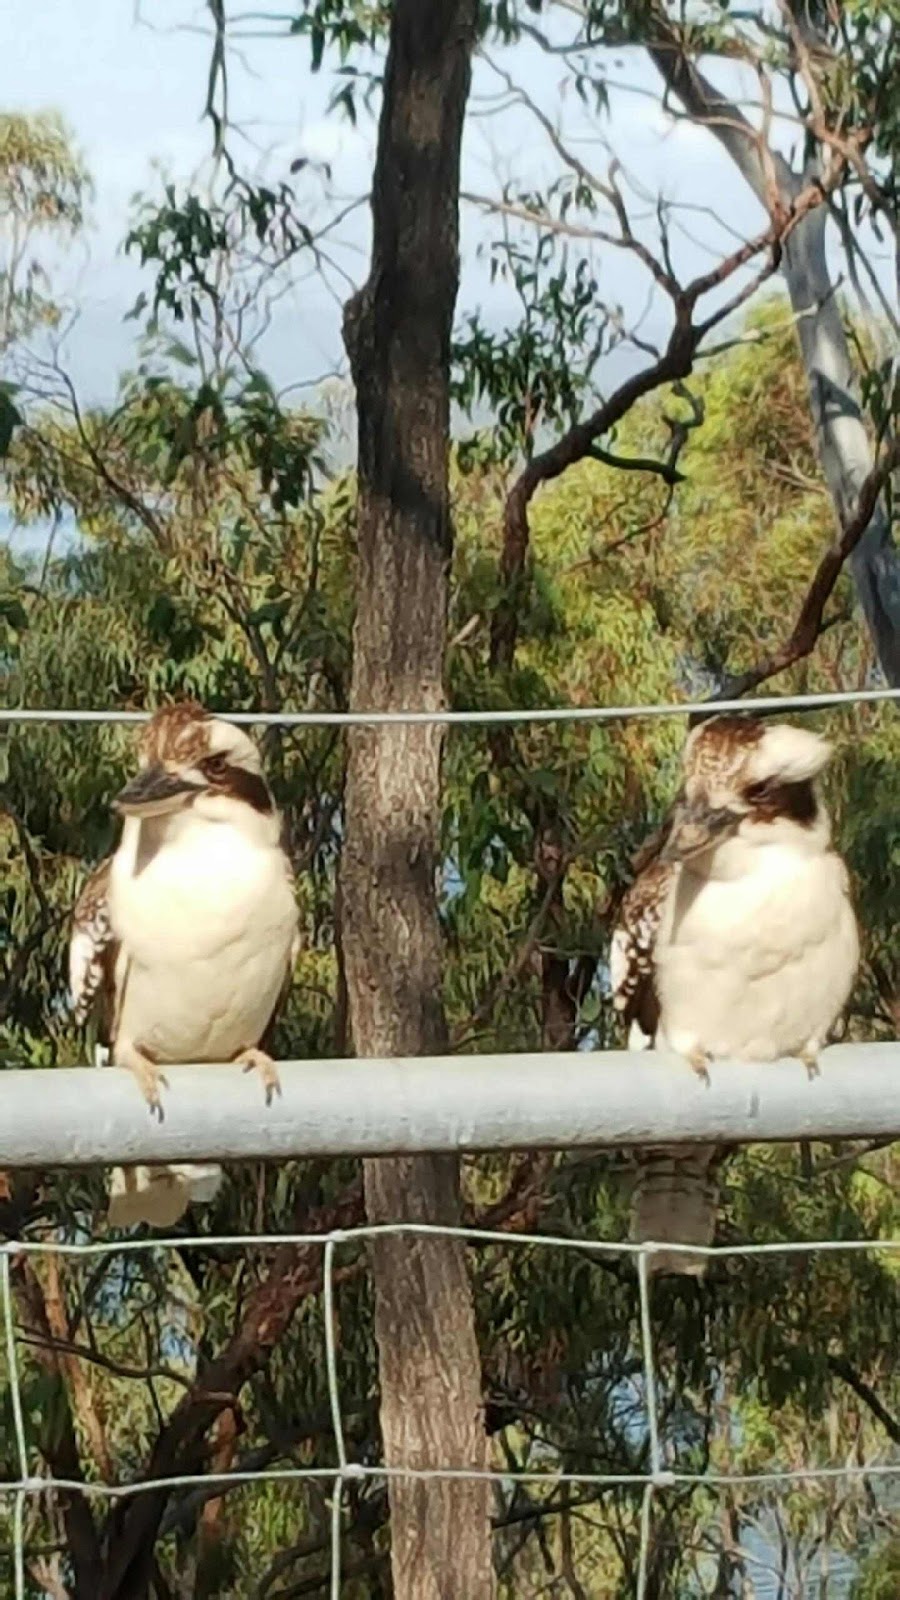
[{"left": 195, "top": 756, "right": 274, "bottom": 813}]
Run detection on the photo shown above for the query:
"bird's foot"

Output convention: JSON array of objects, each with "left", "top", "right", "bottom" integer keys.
[
  {"left": 118, "top": 1043, "right": 168, "bottom": 1120},
  {"left": 799, "top": 1046, "right": 820, "bottom": 1081},
  {"left": 237, "top": 1047, "right": 281, "bottom": 1107},
  {"left": 688, "top": 1048, "right": 712, "bottom": 1085}
]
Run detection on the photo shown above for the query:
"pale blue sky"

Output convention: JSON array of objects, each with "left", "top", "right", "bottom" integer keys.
[
  {"left": 3, "top": 1, "right": 364, "bottom": 392},
  {"left": 2, "top": 1, "right": 817, "bottom": 403}
]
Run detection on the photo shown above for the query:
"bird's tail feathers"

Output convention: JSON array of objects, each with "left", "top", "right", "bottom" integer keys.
[
  {"left": 107, "top": 1163, "right": 222, "bottom": 1229},
  {"left": 629, "top": 1145, "right": 719, "bottom": 1278}
]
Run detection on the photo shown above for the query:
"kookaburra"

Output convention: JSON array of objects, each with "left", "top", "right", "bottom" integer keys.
[
  {"left": 69, "top": 703, "right": 299, "bottom": 1228},
  {"left": 611, "top": 716, "right": 859, "bottom": 1277}
]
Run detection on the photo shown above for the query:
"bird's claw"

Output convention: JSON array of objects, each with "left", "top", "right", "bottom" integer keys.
[
  {"left": 238, "top": 1048, "right": 282, "bottom": 1107},
  {"left": 688, "top": 1049, "right": 712, "bottom": 1085},
  {"left": 800, "top": 1048, "right": 820, "bottom": 1081},
  {"left": 120, "top": 1047, "right": 168, "bottom": 1120}
]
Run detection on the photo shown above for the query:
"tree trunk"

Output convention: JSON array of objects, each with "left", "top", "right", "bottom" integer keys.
[
  {"left": 646, "top": 25, "right": 900, "bottom": 685},
  {"left": 340, "top": 5, "right": 493, "bottom": 1599},
  {"left": 780, "top": 204, "right": 900, "bottom": 684}
]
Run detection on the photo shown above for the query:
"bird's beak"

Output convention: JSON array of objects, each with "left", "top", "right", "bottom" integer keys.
[
  {"left": 660, "top": 798, "right": 742, "bottom": 864},
  {"left": 113, "top": 763, "right": 206, "bottom": 818}
]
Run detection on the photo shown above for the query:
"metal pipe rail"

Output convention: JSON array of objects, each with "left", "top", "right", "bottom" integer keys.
[{"left": 0, "top": 1044, "right": 896, "bottom": 1167}]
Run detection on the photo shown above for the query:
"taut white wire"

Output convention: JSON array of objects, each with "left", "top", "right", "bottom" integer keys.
[
  {"left": 11, "top": 1491, "right": 24, "bottom": 1600},
  {"left": 635, "top": 1248, "right": 671, "bottom": 1600},
  {"left": 2, "top": 1252, "right": 28, "bottom": 1600},
  {"left": 0, "top": 1460, "right": 895, "bottom": 1499},
  {"left": 323, "top": 1239, "right": 347, "bottom": 1474},
  {"left": 636, "top": 1482, "right": 654, "bottom": 1600},
  {"left": 637, "top": 1250, "right": 662, "bottom": 1481},
  {"left": 0, "top": 684, "right": 897, "bottom": 728},
  {"left": 330, "top": 1474, "right": 344, "bottom": 1600},
  {"left": 323, "top": 1236, "right": 346, "bottom": 1600},
  {"left": 6, "top": 1226, "right": 897, "bottom": 1260}
]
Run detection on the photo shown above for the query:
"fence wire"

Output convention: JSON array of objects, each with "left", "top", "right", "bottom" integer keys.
[
  {"left": 1, "top": 1227, "right": 898, "bottom": 1599},
  {"left": 2, "top": 692, "right": 898, "bottom": 1595},
  {"left": 0, "top": 684, "right": 898, "bottom": 728}
]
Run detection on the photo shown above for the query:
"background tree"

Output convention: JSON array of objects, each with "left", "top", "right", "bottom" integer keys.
[
  {"left": 3, "top": 297, "right": 898, "bottom": 1596},
  {"left": 0, "top": 110, "right": 87, "bottom": 355},
  {"left": 0, "top": 7, "right": 898, "bottom": 1595},
  {"left": 339, "top": 4, "right": 494, "bottom": 1597},
  {"left": 468, "top": 0, "right": 900, "bottom": 682}
]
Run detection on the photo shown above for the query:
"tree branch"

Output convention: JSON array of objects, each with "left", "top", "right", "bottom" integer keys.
[
  {"left": 828, "top": 1355, "right": 900, "bottom": 1447},
  {"left": 586, "top": 444, "right": 685, "bottom": 485},
  {"left": 96, "top": 1184, "right": 363, "bottom": 1600},
  {"left": 716, "top": 436, "right": 900, "bottom": 698},
  {"left": 645, "top": 13, "right": 795, "bottom": 209},
  {"left": 11, "top": 1256, "right": 104, "bottom": 1592},
  {"left": 490, "top": 167, "right": 832, "bottom": 674}
]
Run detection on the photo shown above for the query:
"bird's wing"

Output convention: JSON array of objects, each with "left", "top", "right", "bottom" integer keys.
[
  {"left": 69, "top": 859, "right": 118, "bottom": 1045},
  {"left": 611, "top": 859, "right": 675, "bottom": 1047}
]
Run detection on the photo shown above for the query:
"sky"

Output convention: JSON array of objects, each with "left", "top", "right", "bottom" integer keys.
[{"left": 0, "top": 0, "right": 782, "bottom": 407}]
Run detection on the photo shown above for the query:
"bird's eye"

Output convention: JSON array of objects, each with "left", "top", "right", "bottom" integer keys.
[
  {"left": 203, "top": 754, "right": 228, "bottom": 778},
  {"left": 743, "top": 780, "right": 769, "bottom": 805}
]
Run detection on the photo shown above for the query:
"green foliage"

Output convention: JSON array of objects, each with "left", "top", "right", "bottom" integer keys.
[
  {"left": 0, "top": 110, "right": 86, "bottom": 234},
  {"left": 288, "top": 0, "right": 389, "bottom": 68},
  {"left": 452, "top": 224, "right": 613, "bottom": 466},
  {"left": 0, "top": 110, "right": 90, "bottom": 349},
  {"left": 853, "top": 1534, "right": 900, "bottom": 1598},
  {"left": 0, "top": 86, "right": 897, "bottom": 1596},
  {"left": 126, "top": 181, "right": 313, "bottom": 327},
  {"left": 4, "top": 298, "right": 899, "bottom": 1591}
]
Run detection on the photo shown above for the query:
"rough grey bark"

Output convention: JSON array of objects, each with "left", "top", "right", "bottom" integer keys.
[
  {"left": 647, "top": 33, "right": 900, "bottom": 685},
  {"left": 340, "top": 4, "right": 494, "bottom": 1598},
  {"left": 781, "top": 204, "right": 900, "bottom": 683}
]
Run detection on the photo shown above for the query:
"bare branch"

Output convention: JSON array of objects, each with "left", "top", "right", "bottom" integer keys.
[
  {"left": 96, "top": 1184, "right": 364, "bottom": 1600},
  {"left": 489, "top": 195, "right": 823, "bottom": 673},
  {"left": 586, "top": 444, "right": 684, "bottom": 485},
  {"left": 717, "top": 437, "right": 900, "bottom": 698},
  {"left": 645, "top": 15, "right": 795, "bottom": 207},
  {"left": 828, "top": 1355, "right": 900, "bottom": 1448}
]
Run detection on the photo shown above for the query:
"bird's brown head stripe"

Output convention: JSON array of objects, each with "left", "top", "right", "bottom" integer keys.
[{"left": 139, "top": 701, "right": 213, "bottom": 769}]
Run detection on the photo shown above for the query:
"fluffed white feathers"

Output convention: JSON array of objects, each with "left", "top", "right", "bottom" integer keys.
[
  {"left": 612, "top": 715, "right": 859, "bottom": 1277},
  {"left": 741, "top": 723, "right": 832, "bottom": 786},
  {"left": 69, "top": 703, "right": 299, "bottom": 1229}
]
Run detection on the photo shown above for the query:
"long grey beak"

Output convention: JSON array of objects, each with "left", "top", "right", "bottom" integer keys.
[
  {"left": 113, "top": 763, "right": 206, "bottom": 818},
  {"left": 660, "top": 799, "right": 742, "bottom": 863}
]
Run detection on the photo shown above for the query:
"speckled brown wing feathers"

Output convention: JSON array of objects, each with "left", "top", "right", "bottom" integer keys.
[
  {"left": 610, "top": 859, "right": 674, "bottom": 1042},
  {"left": 68, "top": 859, "right": 118, "bottom": 1044}
]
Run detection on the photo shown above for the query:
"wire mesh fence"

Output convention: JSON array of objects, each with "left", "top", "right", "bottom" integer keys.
[
  {"left": 1, "top": 1227, "right": 898, "bottom": 1598},
  {"left": 1, "top": 690, "right": 898, "bottom": 1596}
]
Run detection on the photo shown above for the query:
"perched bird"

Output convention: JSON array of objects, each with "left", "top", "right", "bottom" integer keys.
[
  {"left": 611, "top": 716, "right": 859, "bottom": 1277},
  {"left": 69, "top": 702, "right": 299, "bottom": 1227}
]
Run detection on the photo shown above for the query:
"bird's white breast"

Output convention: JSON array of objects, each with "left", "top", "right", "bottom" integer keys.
[
  {"left": 655, "top": 839, "right": 858, "bottom": 1062},
  {"left": 109, "top": 811, "right": 297, "bottom": 1063}
]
